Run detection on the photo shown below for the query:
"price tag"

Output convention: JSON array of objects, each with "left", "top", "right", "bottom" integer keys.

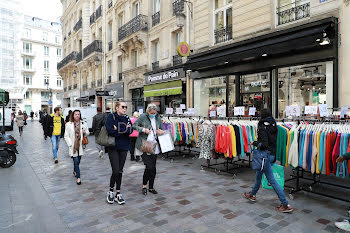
[
  {"left": 319, "top": 104, "right": 329, "bottom": 117},
  {"left": 175, "top": 108, "right": 183, "bottom": 115},
  {"left": 209, "top": 111, "right": 216, "bottom": 117},
  {"left": 180, "top": 104, "right": 186, "bottom": 109},
  {"left": 187, "top": 108, "right": 195, "bottom": 116},
  {"left": 248, "top": 107, "right": 256, "bottom": 116},
  {"left": 290, "top": 106, "right": 300, "bottom": 116},
  {"left": 304, "top": 106, "right": 317, "bottom": 115},
  {"left": 340, "top": 105, "right": 349, "bottom": 118},
  {"left": 165, "top": 108, "right": 173, "bottom": 115},
  {"left": 234, "top": 106, "right": 245, "bottom": 116},
  {"left": 138, "top": 109, "right": 144, "bottom": 114},
  {"left": 216, "top": 107, "right": 226, "bottom": 117},
  {"left": 285, "top": 106, "right": 291, "bottom": 117}
]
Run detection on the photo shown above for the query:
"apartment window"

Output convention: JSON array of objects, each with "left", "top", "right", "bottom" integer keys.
[
  {"left": 57, "top": 48, "right": 62, "bottom": 57},
  {"left": 23, "top": 75, "right": 32, "bottom": 85},
  {"left": 44, "top": 76, "right": 49, "bottom": 86},
  {"left": 41, "top": 92, "right": 50, "bottom": 100},
  {"left": 44, "top": 61, "right": 49, "bottom": 72},
  {"left": 118, "top": 13, "right": 124, "bottom": 27},
  {"left": 174, "top": 32, "right": 180, "bottom": 53},
  {"left": 108, "top": 60, "right": 112, "bottom": 77},
  {"left": 57, "top": 76, "right": 62, "bottom": 87},
  {"left": 118, "top": 56, "right": 123, "bottom": 73},
  {"left": 153, "top": 41, "right": 158, "bottom": 62},
  {"left": 23, "top": 42, "right": 32, "bottom": 53},
  {"left": 153, "top": 0, "right": 160, "bottom": 13},
  {"left": 134, "top": 50, "right": 138, "bottom": 67},
  {"left": 108, "top": 22, "right": 112, "bottom": 41},
  {"left": 134, "top": 2, "right": 140, "bottom": 17},
  {"left": 24, "top": 28, "right": 31, "bottom": 39},
  {"left": 277, "top": 0, "right": 310, "bottom": 25},
  {"left": 55, "top": 35, "right": 61, "bottom": 44},
  {"left": 44, "top": 46, "right": 49, "bottom": 56},
  {"left": 25, "top": 91, "right": 32, "bottom": 99},
  {"left": 214, "top": 0, "right": 232, "bottom": 44},
  {"left": 23, "top": 57, "right": 32, "bottom": 69},
  {"left": 43, "top": 32, "right": 48, "bottom": 41}
]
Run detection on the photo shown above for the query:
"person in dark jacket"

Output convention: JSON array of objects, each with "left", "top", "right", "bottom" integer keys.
[
  {"left": 44, "top": 107, "right": 65, "bottom": 164},
  {"left": 244, "top": 108, "right": 294, "bottom": 213},
  {"left": 92, "top": 107, "right": 108, "bottom": 158},
  {"left": 105, "top": 101, "right": 133, "bottom": 205},
  {"left": 40, "top": 111, "right": 48, "bottom": 139},
  {"left": 65, "top": 110, "right": 72, "bottom": 124}
]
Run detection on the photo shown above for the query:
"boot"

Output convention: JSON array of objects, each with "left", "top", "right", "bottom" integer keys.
[{"left": 135, "top": 156, "right": 140, "bottom": 162}]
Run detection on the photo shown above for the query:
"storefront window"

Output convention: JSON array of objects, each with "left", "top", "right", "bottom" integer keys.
[
  {"left": 228, "top": 75, "right": 235, "bottom": 117},
  {"left": 240, "top": 72, "right": 270, "bottom": 116},
  {"left": 194, "top": 77, "right": 226, "bottom": 117},
  {"left": 277, "top": 61, "right": 333, "bottom": 118}
]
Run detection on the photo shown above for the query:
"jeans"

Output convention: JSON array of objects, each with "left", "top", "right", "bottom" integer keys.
[
  {"left": 51, "top": 135, "right": 61, "bottom": 159},
  {"left": 142, "top": 154, "right": 158, "bottom": 189},
  {"left": 108, "top": 150, "right": 128, "bottom": 190},
  {"left": 96, "top": 143, "right": 104, "bottom": 153},
  {"left": 73, "top": 156, "right": 81, "bottom": 178},
  {"left": 18, "top": 126, "right": 23, "bottom": 133},
  {"left": 250, "top": 161, "right": 288, "bottom": 206}
]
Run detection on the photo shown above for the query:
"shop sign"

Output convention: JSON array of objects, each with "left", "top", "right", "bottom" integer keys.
[
  {"left": 180, "top": 104, "right": 186, "bottom": 109},
  {"left": 177, "top": 42, "right": 190, "bottom": 57},
  {"left": 176, "top": 108, "right": 183, "bottom": 115},
  {"left": 249, "top": 107, "right": 256, "bottom": 116},
  {"left": 234, "top": 106, "right": 245, "bottom": 116},
  {"left": 217, "top": 107, "right": 226, "bottom": 117},
  {"left": 251, "top": 80, "right": 268, "bottom": 87},
  {"left": 166, "top": 108, "right": 173, "bottom": 115},
  {"left": 286, "top": 106, "right": 300, "bottom": 117},
  {"left": 145, "top": 68, "right": 185, "bottom": 84},
  {"left": 102, "top": 82, "right": 124, "bottom": 98},
  {"left": 304, "top": 106, "right": 318, "bottom": 115},
  {"left": 319, "top": 104, "right": 329, "bottom": 117}
]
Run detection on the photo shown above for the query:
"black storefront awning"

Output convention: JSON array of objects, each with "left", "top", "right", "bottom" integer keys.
[{"left": 185, "top": 17, "right": 337, "bottom": 73}]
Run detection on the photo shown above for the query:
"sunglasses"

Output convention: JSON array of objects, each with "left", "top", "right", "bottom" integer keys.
[{"left": 121, "top": 106, "right": 127, "bottom": 109}]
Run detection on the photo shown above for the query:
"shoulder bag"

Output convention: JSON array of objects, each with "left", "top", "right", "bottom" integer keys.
[
  {"left": 96, "top": 113, "right": 116, "bottom": 147},
  {"left": 139, "top": 116, "right": 159, "bottom": 155},
  {"left": 252, "top": 143, "right": 271, "bottom": 171}
]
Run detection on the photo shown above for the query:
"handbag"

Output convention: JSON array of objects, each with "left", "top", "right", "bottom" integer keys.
[
  {"left": 251, "top": 143, "right": 271, "bottom": 171},
  {"left": 96, "top": 113, "right": 116, "bottom": 147},
  {"left": 139, "top": 116, "right": 158, "bottom": 155},
  {"left": 262, "top": 164, "right": 285, "bottom": 190},
  {"left": 82, "top": 136, "right": 88, "bottom": 145}
]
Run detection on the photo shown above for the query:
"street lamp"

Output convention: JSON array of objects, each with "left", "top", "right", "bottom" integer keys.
[
  {"left": 175, "top": 1, "right": 193, "bottom": 28},
  {"left": 94, "top": 56, "right": 100, "bottom": 67},
  {"left": 72, "top": 69, "right": 77, "bottom": 78}
]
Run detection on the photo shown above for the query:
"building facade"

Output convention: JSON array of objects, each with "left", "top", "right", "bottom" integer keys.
[
  {"left": 0, "top": 0, "right": 23, "bottom": 109},
  {"left": 58, "top": 0, "right": 191, "bottom": 115},
  {"left": 20, "top": 16, "right": 63, "bottom": 114},
  {"left": 186, "top": 0, "right": 349, "bottom": 118}
]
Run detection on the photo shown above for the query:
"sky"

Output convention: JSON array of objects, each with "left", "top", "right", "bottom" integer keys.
[{"left": 20, "top": 0, "right": 62, "bottom": 23}]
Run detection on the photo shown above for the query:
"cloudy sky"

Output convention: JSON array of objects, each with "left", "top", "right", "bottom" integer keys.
[{"left": 20, "top": 0, "right": 62, "bottom": 22}]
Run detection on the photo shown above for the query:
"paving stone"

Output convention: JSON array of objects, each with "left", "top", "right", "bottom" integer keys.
[
  {"left": 324, "top": 225, "right": 340, "bottom": 232},
  {"left": 153, "top": 219, "right": 168, "bottom": 227},
  {"left": 260, "top": 213, "right": 272, "bottom": 218},
  {"left": 277, "top": 220, "right": 290, "bottom": 227},
  {"left": 219, "top": 209, "right": 232, "bottom": 215},
  {"left": 256, "top": 222, "right": 270, "bottom": 229},
  {"left": 301, "top": 209, "right": 312, "bottom": 214},
  {"left": 167, "top": 210, "right": 180, "bottom": 216},
  {"left": 144, "top": 213, "right": 158, "bottom": 218},
  {"left": 316, "top": 218, "right": 331, "bottom": 225},
  {"left": 223, "top": 213, "right": 237, "bottom": 219},
  {"left": 192, "top": 213, "right": 203, "bottom": 219},
  {"left": 178, "top": 199, "right": 191, "bottom": 205}
]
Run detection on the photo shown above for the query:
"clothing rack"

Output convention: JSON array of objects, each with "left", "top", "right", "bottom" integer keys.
[
  {"left": 285, "top": 167, "right": 350, "bottom": 203},
  {"left": 161, "top": 144, "right": 199, "bottom": 161}
]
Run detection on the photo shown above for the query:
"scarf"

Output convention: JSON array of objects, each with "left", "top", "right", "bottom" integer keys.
[{"left": 73, "top": 121, "right": 81, "bottom": 154}]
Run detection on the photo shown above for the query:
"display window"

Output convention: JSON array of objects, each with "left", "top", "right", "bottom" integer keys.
[{"left": 277, "top": 61, "right": 333, "bottom": 118}]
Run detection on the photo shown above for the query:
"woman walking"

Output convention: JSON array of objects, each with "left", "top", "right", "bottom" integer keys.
[
  {"left": 133, "top": 104, "right": 164, "bottom": 196},
  {"left": 105, "top": 101, "right": 133, "bottom": 205},
  {"left": 129, "top": 111, "right": 140, "bottom": 162},
  {"left": 64, "top": 110, "right": 89, "bottom": 185},
  {"left": 15, "top": 110, "right": 24, "bottom": 136},
  {"left": 244, "top": 108, "right": 293, "bottom": 213}
]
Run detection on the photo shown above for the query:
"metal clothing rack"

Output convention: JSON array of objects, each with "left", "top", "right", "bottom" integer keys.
[
  {"left": 161, "top": 143, "right": 199, "bottom": 162},
  {"left": 285, "top": 167, "right": 350, "bottom": 203}
]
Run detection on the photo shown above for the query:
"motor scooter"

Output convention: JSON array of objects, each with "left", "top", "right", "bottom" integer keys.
[{"left": 0, "top": 134, "right": 18, "bottom": 168}]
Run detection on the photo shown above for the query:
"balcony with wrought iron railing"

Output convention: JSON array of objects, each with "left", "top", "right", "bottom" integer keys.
[
  {"left": 57, "top": 51, "right": 77, "bottom": 70},
  {"left": 82, "top": 84, "right": 87, "bottom": 90},
  {"left": 173, "top": 0, "right": 184, "bottom": 15},
  {"left": 214, "top": 25, "right": 232, "bottom": 44},
  {"left": 173, "top": 55, "right": 183, "bottom": 66},
  {"left": 108, "top": 1, "right": 113, "bottom": 8},
  {"left": 118, "top": 73, "right": 123, "bottom": 81},
  {"left": 108, "top": 76, "right": 112, "bottom": 83},
  {"left": 97, "top": 79, "right": 102, "bottom": 86},
  {"left": 152, "top": 61, "right": 159, "bottom": 71},
  {"left": 91, "top": 81, "right": 96, "bottom": 88},
  {"left": 108, "top": 41, "right": 113, "bottom": 51},
  {"left": 74, "top": 17, "right": 82, "bottom": 32},
  {"left": 277, "top": 1, "right": 310, "bottom": 25},
  {"left": 73, "top": 84, "right": 77, "bottom": 89},
  {"left": 152, "top": 12, "right": 160, "bottom": 27},
  {"left": 96, "top": 5, "right": 102, "bottom": 20},
  {"left": 83, "top": 40, "right": 102, "bottom": 58},
  {"left": 118, "top": 14, "right": 148, "bottom": 41},
  {"left": 90, "top": 12, "right": 95, "bottom": 25},
  {"left": 76, "top": 51, "right": 83, "bottom": 63}
]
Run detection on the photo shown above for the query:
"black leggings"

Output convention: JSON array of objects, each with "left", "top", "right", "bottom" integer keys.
[
  {"left": 130, "top": 137, "right": 137, "bottom": 159},
  {"left": 108, "top": 150, "right": 127, "bottom": 190},
  {"left": 18, "top": 126, "right": 23, "bottom": 133},
  {"left": 142, "top": 154, "right": 157, "bottom": 189}
]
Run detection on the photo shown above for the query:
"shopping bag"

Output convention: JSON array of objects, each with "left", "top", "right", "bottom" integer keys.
[
  {"left": 262, "top": 164, "right": 285, "bottom": 190},
  {"left": 158, "top": 131, "right": 175, "bottom": 153}
]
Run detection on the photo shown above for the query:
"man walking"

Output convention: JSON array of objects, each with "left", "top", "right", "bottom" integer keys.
[
  {"left": 92, "top": 107, "right": 107, "bottom": 158},
  {"left": 45, "top": 107, "right": 65, "bottom": 163}
]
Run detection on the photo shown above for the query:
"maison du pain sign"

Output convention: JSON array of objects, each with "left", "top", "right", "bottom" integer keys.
[{"left": 145, "top": 68, "right": 185, "bottom": 85}]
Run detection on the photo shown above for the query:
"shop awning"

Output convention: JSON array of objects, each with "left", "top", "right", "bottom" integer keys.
[{"left": 144, "top": 80, "right": 182, "bottom": 97}]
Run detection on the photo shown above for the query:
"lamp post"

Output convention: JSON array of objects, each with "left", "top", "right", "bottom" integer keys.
[{"left": 45, "top": 81, "right": 52, "bottom": 114}]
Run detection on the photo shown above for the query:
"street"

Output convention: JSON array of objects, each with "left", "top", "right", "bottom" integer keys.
[{"left": 0, "top": 121, "right": 348, "bottom": 233}]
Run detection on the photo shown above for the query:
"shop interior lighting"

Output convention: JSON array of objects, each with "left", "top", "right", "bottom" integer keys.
[
  {"left": 224, "top": 61, "right": 228, "bottom": 64},
  {"left": 262, "top": 53, "right": 267, "bottom": 57},
  {"left": 320, "top": 32, "right": 331, "bottom": 46}
]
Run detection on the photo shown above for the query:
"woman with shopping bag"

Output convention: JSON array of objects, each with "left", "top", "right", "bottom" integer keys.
[
  {"left": 133, "top": 104, "right": 164, "bottom": 196},
  {"left": 243, "top": 108, "right": 294, "bottom": 213}
]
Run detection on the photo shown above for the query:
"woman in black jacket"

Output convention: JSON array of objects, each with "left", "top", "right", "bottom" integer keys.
[{"left": 244, "top": 108, "right": 293, "bottom": 213}]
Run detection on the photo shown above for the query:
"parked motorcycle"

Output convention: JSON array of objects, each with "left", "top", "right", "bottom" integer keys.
[{"left": 0, "top": 134, "right": 18, "bottom": 168}]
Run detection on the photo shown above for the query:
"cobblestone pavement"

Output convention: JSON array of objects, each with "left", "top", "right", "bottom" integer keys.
[{"left": 1, "top": 121, "right": 349, "bottom": 233}]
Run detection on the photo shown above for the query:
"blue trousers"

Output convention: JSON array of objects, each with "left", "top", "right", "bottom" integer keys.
[
  {"left": 73, "top": 156, "right": 81, "bottom": 179},
  {"left": 250, "top": 161, "right": 288, "bottom": 206},
  {"left": 51, "top": 135, "right": 61, "bottom": 159}
]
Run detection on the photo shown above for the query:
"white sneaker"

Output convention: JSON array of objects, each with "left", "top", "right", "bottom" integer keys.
[
  {"left": 335, "top": 220, "right": 350, "bottom": 232},
  {"left": 115, "top": 194, "right": 125, "bottom": 205},
  {"left": 106, "top": 191, "right": 114, "bottom": 204},
  {"left": 99, "top": 150, "right": 104, "bottom": 158}
]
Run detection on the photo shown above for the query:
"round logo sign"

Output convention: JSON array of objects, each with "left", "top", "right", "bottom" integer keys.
[{"left": 177, "top": 42, "right": 190, "bottom": 57}]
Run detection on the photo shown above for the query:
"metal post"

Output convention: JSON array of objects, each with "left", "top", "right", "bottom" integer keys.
[{"left": 2, "top": 92, "right": 5, "bottom": 134}]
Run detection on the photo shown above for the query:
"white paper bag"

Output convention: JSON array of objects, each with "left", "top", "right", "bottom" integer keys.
[{"left": 158, "top": 132, "right": 175, "bottom": 153}]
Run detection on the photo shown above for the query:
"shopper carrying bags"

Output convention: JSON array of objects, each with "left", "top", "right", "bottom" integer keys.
[
  {"left": 64, "top": 110, "right": 89, "bottom": 185},
  {"left": 133, "top": 104, "right": 164, "bottom": 196},
  {"left": 105, "top": 101, "right": 133, "bottom": 205},
  {"left": 243, "top": 108, "right": 294, "bottom": 213}
]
